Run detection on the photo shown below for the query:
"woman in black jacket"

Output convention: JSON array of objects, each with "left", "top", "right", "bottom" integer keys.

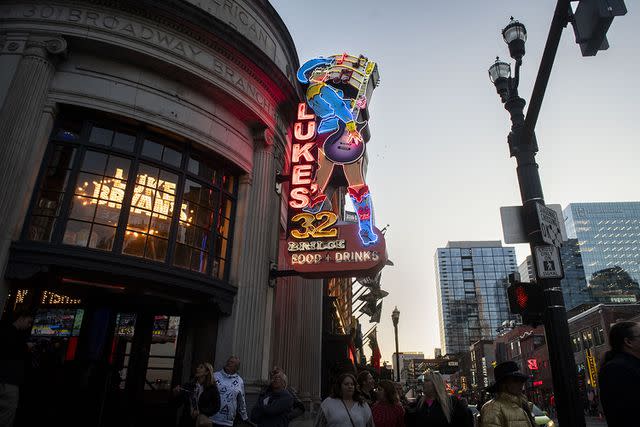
[{"left": 173, "top": 362, "right": 221, "bottom": 427}]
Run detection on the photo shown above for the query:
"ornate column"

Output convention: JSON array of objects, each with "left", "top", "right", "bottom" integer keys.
[
  {"left": 223, "top": 128, "right": 280, "bottom": 390},
  {"left": 0, "top": 34, "right": 67, "bottom": 310},
  {"left": 272, "top": 233, "right": 324, "bottom": 414}
]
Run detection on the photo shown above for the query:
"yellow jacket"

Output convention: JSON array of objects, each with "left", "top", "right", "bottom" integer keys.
[{"left": 480, "top": 393, "right": 535, "bottom": 427}]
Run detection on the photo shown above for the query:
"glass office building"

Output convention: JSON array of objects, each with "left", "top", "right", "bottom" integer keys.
[
  {"left": 564, "top": 202, "right": 640, "bottom": 307},
  {"left": 435, "top": 241, "right": 518, "bottom": 355},
  {"left": 559, "top": 239, "right": 589, "bottom": 310}
]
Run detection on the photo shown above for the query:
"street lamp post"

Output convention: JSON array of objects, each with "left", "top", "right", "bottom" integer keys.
[
  {"left": 391, "top": 307, "right": 400, "bottom": 382},
  {"left": 489, "top": 17, "right": 585, "bottom": 427}
]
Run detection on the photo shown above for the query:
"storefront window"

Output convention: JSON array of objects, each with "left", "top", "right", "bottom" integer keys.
[
  {"left": 122, "top": 163, "right": 179, "bottom": 261},
  {"left": 26, "top": 116, "right": 238, "bottom": 280},
  {"left": 64, "top": 150, "right": 131, "bottom": 251},
  {"left": 145, "top": 315, "right": 181, "bottom": 391},
  {"left": 27, "top": 144, "right": 77, "bottom": 241}
]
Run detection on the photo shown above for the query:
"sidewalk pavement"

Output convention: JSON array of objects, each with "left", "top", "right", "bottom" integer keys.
[
  {"left": 289, "top": 416, "right": 315, "bottom": 427},
  {"left": 585, "top": 415, "right": 607, "bottom": 426},
  {"left": 289, "top": 414, "right": 608, "bottom": 427}
]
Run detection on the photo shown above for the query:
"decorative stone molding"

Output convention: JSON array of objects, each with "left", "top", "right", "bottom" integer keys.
[
  {"left": 0, "top": 2, "right": 299, "bottom": 133},
  {"left": 0, "top": 33, "right": 28, "bottom": 55},
  {"left": 24, "top": 35, "right": 67, "bottom": 61},
  {"left": 253, "top": 127, "right": 275, "bottom": 149},
  {"left": 239, "top": 173, "right": 253, "bottom": 187}
]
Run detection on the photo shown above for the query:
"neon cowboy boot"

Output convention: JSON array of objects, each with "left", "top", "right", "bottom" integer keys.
[
  {"left": 303, "top": 192, "right": 331, "bottom": 214},
  {"left": 348, "top": 186, "right": 378, "bottom": 246}
]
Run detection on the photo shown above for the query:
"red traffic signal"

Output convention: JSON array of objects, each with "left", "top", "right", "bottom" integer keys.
[
  {"left": 507, "top": 281, "right": 544, "bottom": 326},
  {"left": 515, "top": 286, "right": 529, "bottom": 310}
]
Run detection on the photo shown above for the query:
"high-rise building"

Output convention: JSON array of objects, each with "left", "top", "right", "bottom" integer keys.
[
  {"left": 559, "top": 238, "right": 589, "bottom": 310},
  {"left": 435, "top": 241, "right": 518, "bottom": 355},
  {"left": 518, "top": 256, "right": 535, "bottom": 283},
  {"left": 563, "top": 202, "right": 640, "bottom": 307},
  {"left": 391, "top": 352, "right": 424, "bottom": 383}
]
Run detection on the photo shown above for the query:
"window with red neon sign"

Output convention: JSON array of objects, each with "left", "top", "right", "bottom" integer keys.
[{"left": 527, "top": 358, "right": 539, "bottom": 370}]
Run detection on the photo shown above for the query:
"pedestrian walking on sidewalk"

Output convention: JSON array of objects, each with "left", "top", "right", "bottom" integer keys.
[
  {"left": 406, "top": 370, "right": 472, "bottom": 427},
  {"left": 210, "top": 356, "right": 249, "bottom": 427},
  {"left": 0, "top": 308, "right": 34, "bottom": 427},
  {"left": 314, "top": 372, "right": 373, "bottom": 427},
  {"left": 372, "top": 380, "right": 404, "bottom": 427},
  {"left": 268, "top": 367, "right": 305, "bottom": 422},
  {"left": 251, "top": 370, "right": 294, "bottom": 427},
  {"left": 598, "top": 321, "right": 640, "bottom": 427},
  {"left": 173, "top": 362, "right": 221, "bottom": 427},
  {"left": 480, "top": 361, "right": 534, "bottom": 427},
  {"left": 357, "top": 371, "right": 377, "bottom": 407}
]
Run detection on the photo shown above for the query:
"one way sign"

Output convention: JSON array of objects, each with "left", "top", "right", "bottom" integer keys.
[{"left": 536, "top": 203, "right": 563, "bottom": 248}]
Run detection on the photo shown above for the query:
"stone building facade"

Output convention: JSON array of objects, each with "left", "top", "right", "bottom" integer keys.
[{"left": 0, "top": 1, "right": 321, "bottom": 425}]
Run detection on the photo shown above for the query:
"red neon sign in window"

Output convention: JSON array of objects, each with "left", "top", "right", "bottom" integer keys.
[
  {"left": 533, "top": 380, "right": 543, "bottom": 387},
  {"left": 527, "top": 359, "right": 539, "bottom": 370}
]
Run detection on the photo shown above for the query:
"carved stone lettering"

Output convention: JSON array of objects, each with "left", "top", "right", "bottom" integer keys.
[
  {"left": 0, "top": 4, "right": 278, "bottom": 121},
  {"left": 183, "top": 0, "right": 289, "bottom": 75}
]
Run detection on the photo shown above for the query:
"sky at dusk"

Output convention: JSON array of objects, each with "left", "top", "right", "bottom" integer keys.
[{"left": 269, "top": 0, "right": 640, "bottom": 362}]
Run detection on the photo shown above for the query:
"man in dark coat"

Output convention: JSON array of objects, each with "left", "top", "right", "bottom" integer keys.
[
  {"left": 250, "top": 371, "right": 294, "bottom": 427},
  {"left": 0, "top": 309, "right": 34, "bottom": 427},
  {"left": 598, "top": 321, "right": 640, "bottom": 427}
]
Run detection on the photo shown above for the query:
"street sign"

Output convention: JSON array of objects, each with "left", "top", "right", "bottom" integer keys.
[
  {"left": 533, "top": 245, "right": 564, "bottom": 279},
  {"left": 586, "top": 349, "right": 598, "bottom": 388},
  {"left": 500, "top": 204, "right": 567, "bottom": 244},
  {"left": 536, "top": 203, "right": 563, "bottom": 247}
]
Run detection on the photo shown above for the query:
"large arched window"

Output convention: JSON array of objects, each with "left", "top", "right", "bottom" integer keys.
[{"left": 25, "top": 111, "right": 238, "bottom": 281}]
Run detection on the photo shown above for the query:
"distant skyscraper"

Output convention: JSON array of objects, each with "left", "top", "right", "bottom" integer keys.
[
  {"left": 563, "top": 202, "right": 640, "bottom": 307},
  {"left": 518, "top": 256, "right": 535, "bottom": 283},
  {"left": 435, "top": 241, "right": 518, "bottom": 355},
  {"left": 559, "top": 238, "right": 589, "bottom": 310}
]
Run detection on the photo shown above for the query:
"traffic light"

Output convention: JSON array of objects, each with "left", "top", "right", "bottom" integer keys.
[
  {"left": 570, "top": 0, "right": 627, "bottom": 56},
  {"left": 507, "top": 273, "right": 544, "bottom": 326}
]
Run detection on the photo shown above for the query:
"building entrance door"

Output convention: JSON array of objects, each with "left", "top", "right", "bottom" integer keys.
[
  {"left": 102, "top": 311, "right": 184, "bottom": 427},
  {"left": 14, "top": 301, "right": 183, "bottom": 427}
]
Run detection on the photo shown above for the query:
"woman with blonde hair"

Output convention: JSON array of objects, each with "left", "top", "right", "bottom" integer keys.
[
  {"left": 172, "top": 362, "right": 220, "bottom": 427},
  {"left": 405, "top": 370, "right": 472, "bottom": 427}
]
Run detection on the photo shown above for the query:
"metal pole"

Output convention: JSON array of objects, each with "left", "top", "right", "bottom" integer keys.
[
  {"left": 394, "top": 323, "right": 400, "bottom": 382},
  {"left": 524, "top": 0, "right": 571, "bottom": 134},
  {"left": 505, "top": 92, "right": 585, "bottom": 427},
  {"left": 506, "top": 2, "right": 584, "bottom": 425}
]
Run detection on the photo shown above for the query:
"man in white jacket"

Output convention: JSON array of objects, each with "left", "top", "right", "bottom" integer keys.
[{"left": 210, "top": 356, "right": 249, "bottom": 427}]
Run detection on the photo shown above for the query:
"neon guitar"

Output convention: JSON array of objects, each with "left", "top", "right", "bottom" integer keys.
[
  {"left": 322, "top": 120, "right": 367, "bottom": 164},
  {"left": 321, "top": 64, "right": 375, "bottom": 164}
]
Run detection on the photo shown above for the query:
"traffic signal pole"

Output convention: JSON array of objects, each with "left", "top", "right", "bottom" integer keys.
[{"left": 504, "top": 2, "right": 585, "bottom": 426}]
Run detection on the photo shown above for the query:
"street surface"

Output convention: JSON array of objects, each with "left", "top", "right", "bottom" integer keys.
[
  {"left": 585, "top": 416, "right": 607, "bottom": 427},
  {"left": 289, "top": 415, "right": 608, "bottom": 427}
]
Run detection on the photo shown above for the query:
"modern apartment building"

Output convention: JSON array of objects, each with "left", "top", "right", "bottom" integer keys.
[
  {"left": 435, "top": 241, "right": 518, "bottom": 354},
  {"left": 563, "top": 202, "right": 640, "bottom": 308}
]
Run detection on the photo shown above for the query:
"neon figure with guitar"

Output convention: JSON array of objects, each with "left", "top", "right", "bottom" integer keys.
[{"left": 296, "top": 54, "right": 380, "bottom": 246}]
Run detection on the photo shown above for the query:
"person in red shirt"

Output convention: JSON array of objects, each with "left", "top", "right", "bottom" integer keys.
[{"left": 372, "top": 380, "right": 405, "bottom": 427}]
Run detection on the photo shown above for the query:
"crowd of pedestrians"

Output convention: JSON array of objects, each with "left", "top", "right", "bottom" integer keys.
[
  {"left": 314, "top": 368, "right": 474, "bottom": 427},
  {"left": 2, "top": 318, "right": 639, "bottom": 427}
]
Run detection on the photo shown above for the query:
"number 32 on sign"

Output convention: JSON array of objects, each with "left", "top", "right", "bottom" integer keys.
[{"left": 290, "top": 212, "right": 338, "bottom": 239}]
